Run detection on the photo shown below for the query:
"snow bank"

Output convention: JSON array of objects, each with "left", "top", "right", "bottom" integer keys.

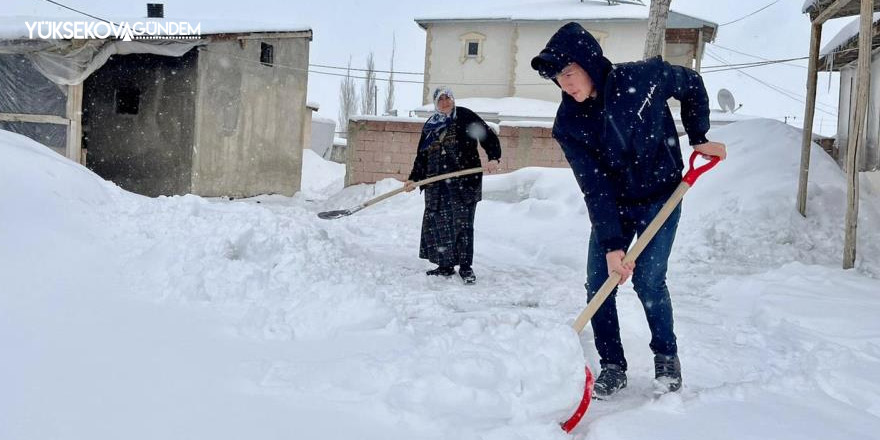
[
  {"left": 0, "top": 129, "right": 586, "bottom": 439},
  {"left": 300, "top": 148, "right": 345, "bottom": 198},
  {"left": 679, "top": 118, "right": 880, "bottom": 275},
  {"left": 3, "top": 116, "right": 880, "bottom": 439}
]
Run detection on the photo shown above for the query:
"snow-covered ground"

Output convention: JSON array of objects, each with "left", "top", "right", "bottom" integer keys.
[{"left": 2, "top": 119, "right": 880, "bottom": 439}]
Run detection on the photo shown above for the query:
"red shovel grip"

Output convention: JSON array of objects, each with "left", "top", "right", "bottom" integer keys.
[{"left": 682, "top": 150, "right": 721, "bottom": 186}]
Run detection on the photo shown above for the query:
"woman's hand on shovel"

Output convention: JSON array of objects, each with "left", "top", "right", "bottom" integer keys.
[
  {"left": 606, "top": 250, "right": 635, "bottom": 285},
  {"left": 485, "top": 159, "right": 500, "bottom": 174},
  {"left": 404, "top": 180, "right": 416, "bottom": 192}
]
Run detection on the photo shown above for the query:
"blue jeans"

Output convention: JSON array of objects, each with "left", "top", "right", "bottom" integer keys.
[{"left": 585, "top": 199, "right": 681, "bottom": 371}]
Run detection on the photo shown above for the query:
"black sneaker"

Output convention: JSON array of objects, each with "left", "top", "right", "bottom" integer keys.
[
  {"left": 426, "top": 266, "right": 455, "bottom": 277},
  {"left": 653, "top": 354, "right": 682, "bottom": 393},
  {"left": 458, "top": 266, "right": 476, "bottom": 284},
  {"left": 592, "top": 364, "right": 627, "bottom": 398}
]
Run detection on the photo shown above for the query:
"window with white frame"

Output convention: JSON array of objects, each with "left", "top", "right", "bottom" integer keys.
[
  {"left": 467, "top": 41, "right": 479, "bottom": 57},
  {"left": 459, "top": 32, "right": 486, "bottom": 63}
]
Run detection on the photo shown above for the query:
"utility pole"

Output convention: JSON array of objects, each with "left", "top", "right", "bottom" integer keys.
[{"left": 643, "top": 0, "right": 672, "bottom": 59}]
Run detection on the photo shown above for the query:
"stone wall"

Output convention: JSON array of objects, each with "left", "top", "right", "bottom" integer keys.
[{"left": 344, "top": 116, "right": 568, "bottom": 186}]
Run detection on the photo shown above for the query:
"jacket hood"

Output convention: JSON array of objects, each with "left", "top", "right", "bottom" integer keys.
[{"left": 531, "top": 22, "right": 613, "bottom": 100}]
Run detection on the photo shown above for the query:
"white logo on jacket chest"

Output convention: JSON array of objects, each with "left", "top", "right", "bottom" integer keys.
[{"left": 637, "top": 84, "right": 658, "bottom": 121}]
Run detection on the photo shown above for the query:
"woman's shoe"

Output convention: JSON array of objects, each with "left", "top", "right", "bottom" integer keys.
[{"left": 426, "top": 266, "right": 455, "bottom": 276}]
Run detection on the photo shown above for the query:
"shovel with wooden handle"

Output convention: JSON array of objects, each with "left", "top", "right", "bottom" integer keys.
[
  {"left": 317, "top": 167, "right": 484, "bottom": 220},
  {"left": 561, "top": 151, "right": 721, "bottom": 433}
]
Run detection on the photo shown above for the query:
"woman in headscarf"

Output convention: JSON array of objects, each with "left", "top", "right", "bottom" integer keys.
[{"left": 404, "top": 86, "right": 501, "bottom": 284}]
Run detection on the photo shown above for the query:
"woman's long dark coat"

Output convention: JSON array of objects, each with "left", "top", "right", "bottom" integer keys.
[{"left": 408, "top": 106, "right": 501, "bottom": 266}]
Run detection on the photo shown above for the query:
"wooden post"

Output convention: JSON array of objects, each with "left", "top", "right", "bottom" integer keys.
[
  {"left": 694, "top": 28, "right": 704, "bottom": 71},
  {"left": 843, "top": 0, "right": 872, "bottom": 269},
  {"left": 797, "top": 23, "right": 823, "bottom": 217},
  {"left": 66, "top": 83, "right": 83, "bottom": 164}
]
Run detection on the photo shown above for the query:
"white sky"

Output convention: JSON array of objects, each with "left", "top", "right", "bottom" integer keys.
[{"left": 5, "top": 0, "right": 856, "bottom": 135}]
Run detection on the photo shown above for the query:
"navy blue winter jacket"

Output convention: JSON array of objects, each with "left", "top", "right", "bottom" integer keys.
[{"left": 532, "top": 22, "right": 710, "bottom": 253}]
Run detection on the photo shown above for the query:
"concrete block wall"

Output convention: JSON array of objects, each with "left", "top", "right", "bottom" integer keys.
[{"left": 344, "top": 116, "right": 568, "bottom": 186}]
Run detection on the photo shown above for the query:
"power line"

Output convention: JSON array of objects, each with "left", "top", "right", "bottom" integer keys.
[
  {"left": 37, "top": 0, "right": 478, "bottom": 82},
  {"left": 201, "top": 48, "right": 548, "bottom": 87},
  {"left": 701, "top": 56, "right": 809, "bottom": 73},
  {"left": 705, "top": 50, "right": 837, "bottom": 114},
  {"left": 35, "top": 0, "right": 836, "bottom": 111},
  {"left": 719, "top": 0, "right": 780, "bottom": 27},
  {"left": 704, "top": 49, "right": 837, "bottom": 117},
  {"left": 708, "top": 43, "right": 808, "bottom": 69},
  {"left": 310, "top": 62, "right": 424, "bottom": 76},
  {"left": 199, "top": 48, "right": 422, "bottom": 83},
  {"left": 35, "top": 0, "right": 537, "bottom": 86},
  {"left": 704, "top": 48, "right": 838, "bottom": 113},
  {"left": 322, "top": 40, "right": 859, "bottom": 78},
  {"left": 702, "top": 62, "right": 794, "bottom": 73},
  {"left": 38, "top": 0, "right": 428, "bottom": 78},
  {"left": 39, "top": 0, "right": 118, "bottom": 25},
  {"left": 710, "top": 42, "right": 797, "bottom": 62}
]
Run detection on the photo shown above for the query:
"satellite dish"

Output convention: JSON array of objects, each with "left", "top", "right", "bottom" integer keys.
[{"left": 718, "top": 89, "right": 737, "bottom": 113}]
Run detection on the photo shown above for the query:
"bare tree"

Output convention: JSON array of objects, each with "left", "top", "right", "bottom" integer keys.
[
  {"left": 338, "top": 57, "right": 358, "bottom": 137},
  {"left": 643, "top": 0, "right": 672, "bottom": 59},
  {"left": 384, "top": 35, "right": 396, "bottom": 115},
  {"left": 361, "top": 52, "right": 377, "bottom": 115}
]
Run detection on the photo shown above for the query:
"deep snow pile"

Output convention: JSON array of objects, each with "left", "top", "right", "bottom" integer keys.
[{"left": 2, "top": 118, "right": 880, "bottom": 439}]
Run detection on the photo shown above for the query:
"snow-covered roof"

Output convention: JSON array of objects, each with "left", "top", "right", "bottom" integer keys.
[
  {"left": 0, "top": 16, "right": 311, "bottom": 40},
  {"left": 415, "top": 0, "right": 717, "bottom": 30},
  {"left": 820, "top": 12, "right": 880, "bottom": 57}
]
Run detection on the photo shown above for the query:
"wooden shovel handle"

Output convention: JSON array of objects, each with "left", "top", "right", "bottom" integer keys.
[
  {"left": 571, "top": 152, "right": 720, "bottom": 333},
  {"left": 360, "top": 167, "right": 484, "bottom": 210}
]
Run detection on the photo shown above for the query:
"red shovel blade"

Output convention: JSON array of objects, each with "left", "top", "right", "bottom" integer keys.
[{"left": 561, "top": 366, "right": 595, "bottom": 433}]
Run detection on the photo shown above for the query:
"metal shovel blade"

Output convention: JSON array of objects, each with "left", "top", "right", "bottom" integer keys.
[{"left": 317, "top": 209, "right": 352, "bottom": 220}]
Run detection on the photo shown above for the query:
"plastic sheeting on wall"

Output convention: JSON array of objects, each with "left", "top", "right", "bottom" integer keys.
[
  {"left": 0, "top": 39, "right": 199, "bottom": 85},
  {"left": 0, "top": 121, "right": 66, "bottom": 153},
  {"left": 0, "top": 53, "right": 68, "bottom": 150},
  {"left": 0, "top": 54, "right": 67, "bottom": 116},
  {"left": 0, "top": 38, "right": 199, "bottom": 156}
]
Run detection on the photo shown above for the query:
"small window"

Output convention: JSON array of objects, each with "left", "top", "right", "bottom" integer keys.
[
  {"left": 467, "top": 41, "right": 480, "bottom": 57},
  {"left": 459, "top": 32, "right": 486, "bottom": 63},
  {"left": 260, "top": 43, "right": 274, "bottom": 66},
  {"left": 146, "top": 3, "right": 164, "bottom": 18},
  {"left": 115, "top": 86, "right": 140, "bottom": 115}
]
